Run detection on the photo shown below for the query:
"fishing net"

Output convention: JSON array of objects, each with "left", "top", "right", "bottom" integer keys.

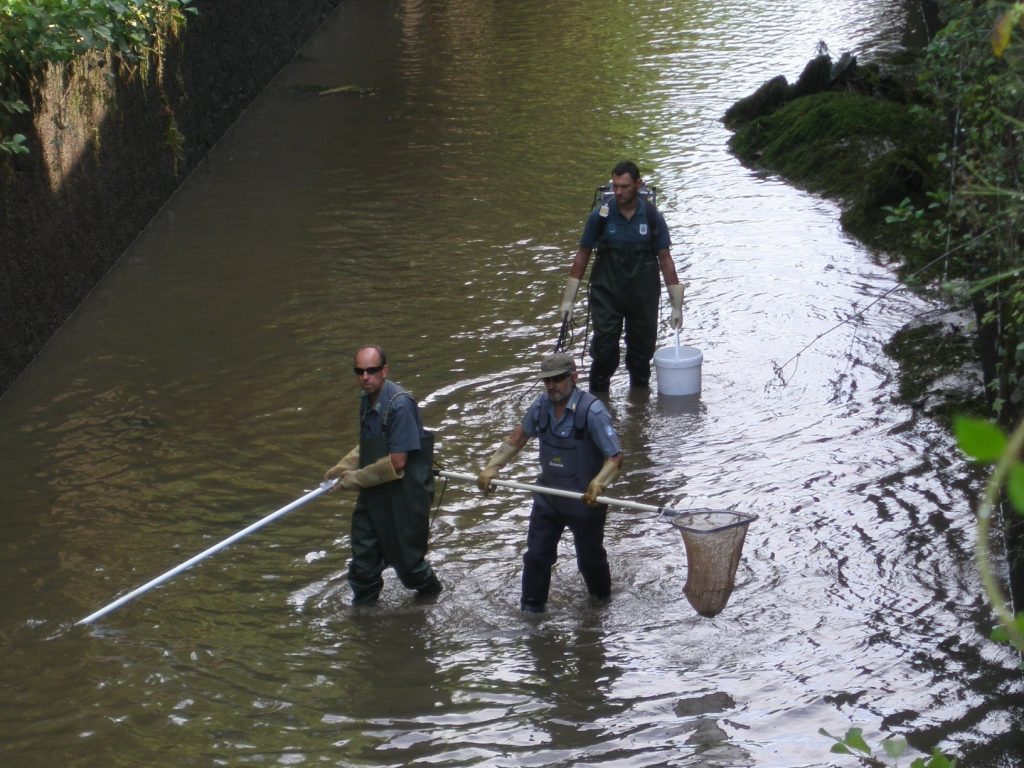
[{"left": 670, "top": 509, "right": 756, "bottom": 617}]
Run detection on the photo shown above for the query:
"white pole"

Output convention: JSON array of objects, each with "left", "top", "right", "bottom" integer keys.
[
  {"left": 436, "top": 470, "right": 682, "bottom": 517},
  {"left": 76, "top": 478, "right": 338, "bottom": 626}
]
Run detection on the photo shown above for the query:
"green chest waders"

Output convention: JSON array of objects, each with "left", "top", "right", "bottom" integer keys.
[
  {"left": 588, "top": 240, "right": 660, "bottom": 388},
  {"left": 347, "top": 432, "right": 437, "bottom": 603}
]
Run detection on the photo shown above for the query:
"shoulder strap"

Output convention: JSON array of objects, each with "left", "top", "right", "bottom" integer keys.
[
  {"left": 380, "top": 387, "right": 414, "bottom": 436},
  {"left": 595, "top": 205, "right": 609, "bottom": 242},
  {"left": 648, "top": 202, "right": 661, "bottom": 246},
  {"left": 538, "top": 397, "right": 551, "bottom": 432},
  {"left": 573, "top": 392, "right": 598, "bottom": 439}
]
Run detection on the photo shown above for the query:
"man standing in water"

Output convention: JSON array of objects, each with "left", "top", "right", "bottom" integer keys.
[
  {"left": 476, "top": 352, "right": 624, "bottom": 612},
  {"left": 324, "top": 345, "right": 442, "bottom": 604},
  {"left": 559, "top": 160, "right": 685, "bottom": 391}
]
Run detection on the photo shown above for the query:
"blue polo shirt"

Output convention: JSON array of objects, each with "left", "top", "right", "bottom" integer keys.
[
  {"left": 579, "top": 197, "right": 671, "bottom": 252},
  {"left": 521, "top": 388, "right": 621, "bottom": 458},
  {"left": 359, "top": 379, "right": 423, "bottom": 454}
]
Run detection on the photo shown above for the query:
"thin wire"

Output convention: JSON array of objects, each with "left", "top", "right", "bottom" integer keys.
[
  {"left": 430, "top": 461, "right": 449, "bottom": 526},
  {"left": 771, "top": 226, "right": 998, "bottom": 387}
]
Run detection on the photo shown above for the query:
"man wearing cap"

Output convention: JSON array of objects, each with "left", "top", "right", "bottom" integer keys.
[
  {"left": 323, "top": 344, "right": 442, "bottom": 605},
  {"left": 476, "top": 352, "right": 624, "bottom": 612},
  {"left": 558, "top": 160, "right": 684, "bottom": 391}
]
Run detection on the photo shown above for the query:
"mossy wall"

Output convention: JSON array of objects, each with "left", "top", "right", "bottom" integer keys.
[{"left": 0, "top": 0, "right": 344, "bottom": 395}]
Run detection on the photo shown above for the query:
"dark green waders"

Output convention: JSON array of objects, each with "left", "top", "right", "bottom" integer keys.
[
  {"left": 588, "top": 241, "right": 660, "bottom": 390},
  {"left": 347, "top": 433, "right": 439, "bottom": 604}
]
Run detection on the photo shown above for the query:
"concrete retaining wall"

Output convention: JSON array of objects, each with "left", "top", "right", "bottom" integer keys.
[{"left": 0, "top": 0, "right": 344, "bottom": 394}]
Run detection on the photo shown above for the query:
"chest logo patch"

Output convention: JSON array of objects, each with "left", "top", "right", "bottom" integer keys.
[{"left": 639, "top": 223, "right": 648, "bottom": 236}]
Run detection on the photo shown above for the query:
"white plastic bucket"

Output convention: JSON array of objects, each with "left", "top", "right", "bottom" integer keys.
[{"left": 654, "top": 345, "right": 702, "bottom": 396}]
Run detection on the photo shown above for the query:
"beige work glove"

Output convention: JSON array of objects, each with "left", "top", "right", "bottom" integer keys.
[
  {"left": 324, "top": 446, "right": 360, "bottom": 489},
  {"left": 559, "top": 276, "right": 581, "bottom": 315},
  {"left": 582, "top": 458, "right": 620, "bottom": 506},
  {"left": 477, "top": 440, "right": 521, "bottom": 493},
  {"left": 668, "top": 283, "right": 685, "bottom": 331},
  {"left": 338, "top": 455, "right": 403, "bottom": 491}
]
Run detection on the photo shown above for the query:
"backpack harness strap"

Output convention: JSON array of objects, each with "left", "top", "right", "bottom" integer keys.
[{"left": 538, "top": 391, "right": 598, "bottom": 440}]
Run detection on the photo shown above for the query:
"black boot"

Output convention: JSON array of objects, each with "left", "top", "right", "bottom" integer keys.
[
  {"left": 416, "top": 573, "right": 443, "bottom": 599},
  {"left": 580, "top": 564, "right": 611, "bottom": 601},
  {"left": 521, "top": 559, "right": 552, "bottom": 612}
]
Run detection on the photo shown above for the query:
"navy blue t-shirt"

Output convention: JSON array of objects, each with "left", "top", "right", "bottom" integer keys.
[
  {"left": 580, "top": 197, "right": 671, "bottom": 252},
  {"left": 360, "top": 379, "right": 423, "bottom": 454}
]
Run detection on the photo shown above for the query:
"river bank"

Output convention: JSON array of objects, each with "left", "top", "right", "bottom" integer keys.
[
  {"left": 1, "top": 1, "right": 1020, "bottom": 764},
  {"left": 722, "top": 10, "right": 1024, "bottom": 618},
  {"left": 0, "top": 0, "right": 344, "bottom": 396}
]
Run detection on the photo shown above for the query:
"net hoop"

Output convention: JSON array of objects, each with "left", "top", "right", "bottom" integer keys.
[{"left": 667, "top": 508, "right": 758, "bottom": 534}]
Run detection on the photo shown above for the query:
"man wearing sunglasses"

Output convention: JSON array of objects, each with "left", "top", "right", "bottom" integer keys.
[
  {"left": 476, "top": 352, "right": 624, "bottom": 613},
  {"left": 323, "top": 345, "right": 442, "bottom": 605}
]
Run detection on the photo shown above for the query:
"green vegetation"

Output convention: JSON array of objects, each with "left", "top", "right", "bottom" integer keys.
[
  {"left": 728, "top": 88, "right": 938, "bottom": 254},
  {"left": 726, "top": 4, "right": 1024, "bottom": 764},
  {"left": 0, "top": 0, "right": 194, "bottom": 155},
  {"left": 728, "top": 2, "right": 1024, "bottom": 422},
  {"left": 820, "top": 727, "right": 956, "bottom": 767},
  {"left": 907, "top": 1, "right": 1024, "bottom": 420},
  {"left": 954, "top": 415, "right": 1024, "bottom": 660}
]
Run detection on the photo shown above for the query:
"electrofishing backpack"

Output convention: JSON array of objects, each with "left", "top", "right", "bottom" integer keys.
[{"left": 592, "top": 180, "right": 658, "bottom": 210}]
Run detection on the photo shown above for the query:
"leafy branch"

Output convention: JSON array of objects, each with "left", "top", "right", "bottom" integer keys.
[
  {"left": 820, "top": 728, "right": 956, "bottom": 768},
  {"left": 0, "top": 0, "right": 195, "bottom": 155}
]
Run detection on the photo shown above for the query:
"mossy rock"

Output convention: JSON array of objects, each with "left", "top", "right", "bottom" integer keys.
[
  {"left": 839, "top": 147, "right": 933, "bottom": 253},
  {"left": 723, "top": 75, "right": 790, "bottom": 129},
  {"left": 884, "top": 310, "right": 987, "bottom": 421},
  {"left": 789, "top": 54, "right": 834, "bottom": 99},
  {"left": 729, "top": 91, "right": 936, "bottom": 205}
]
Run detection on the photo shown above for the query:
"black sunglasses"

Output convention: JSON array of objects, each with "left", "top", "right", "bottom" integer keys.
[{"left": 353, "top": 365, "right": 384, "bottom": 376}]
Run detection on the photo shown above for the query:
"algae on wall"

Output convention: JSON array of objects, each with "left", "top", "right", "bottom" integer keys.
[{"left": 0, "top": 0, "right": 345, "bottom": 396}]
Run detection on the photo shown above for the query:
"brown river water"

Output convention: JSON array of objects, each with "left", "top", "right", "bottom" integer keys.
[{"left": 2, "top": 0, "right": 1022, "bottom": 765}]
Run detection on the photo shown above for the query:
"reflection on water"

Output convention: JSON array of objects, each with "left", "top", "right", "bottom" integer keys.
[{"left": 0, "top": 0, "right": 1021, "bottom": 765}]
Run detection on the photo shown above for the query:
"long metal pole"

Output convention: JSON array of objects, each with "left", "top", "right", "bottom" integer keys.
[
  {"left": 436, "top": 470, "right": 685, "bottom": 517},
  {"left": 76, "top": 478, "right": 338, "bottom": 626}
]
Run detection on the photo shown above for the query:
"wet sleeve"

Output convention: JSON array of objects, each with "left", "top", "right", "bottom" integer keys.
[
  {"left": 578, "top": 208, "right": 603, "bottom": 249},
  {"left": 386, "top": 395, "right": 423, "bottom": 454},
  {"left": 520, "top": 398, "right": 543, "bottom": 438},
  {"left": 586, "top": 400, "right": 622, "bottom": 457}
]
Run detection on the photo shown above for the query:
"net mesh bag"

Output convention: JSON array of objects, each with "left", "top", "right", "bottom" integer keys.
[{"left": 669, "top": 509, "right": 756, "bottom": 617}]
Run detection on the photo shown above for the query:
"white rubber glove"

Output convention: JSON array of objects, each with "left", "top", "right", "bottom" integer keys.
[
  {"left": 559, "top": 276, "right": 581, "bottom": 315},
  {"left": 668, "top": 283, "right": 685, "bottom": 331}
]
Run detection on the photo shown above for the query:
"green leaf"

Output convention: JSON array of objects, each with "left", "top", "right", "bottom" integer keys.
[
  {"left": 830, "top": 744, "right": 852, "bottom": 755},
  {"left": 882, "top": 735, "right": 908, "bottom": 759},
  {"left": 1008, "top": 464, "right": 1024, "bottom": 515},
  {"left": 993, "top": 10, "right": 1016, "bottom": 57},
  {"left": 842, "top": 727, "right": 871, "bottom": 754},
  {"left": 952, "top": 416, "right": 1007, "bottom": 462},
  {"left": 924, "top": 747, "right": 956, "bottom": 767}
]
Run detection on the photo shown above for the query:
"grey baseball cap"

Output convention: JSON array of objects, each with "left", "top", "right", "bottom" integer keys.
[{"left": 538, "top": 352, "right": 576, "bottom": 379}]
